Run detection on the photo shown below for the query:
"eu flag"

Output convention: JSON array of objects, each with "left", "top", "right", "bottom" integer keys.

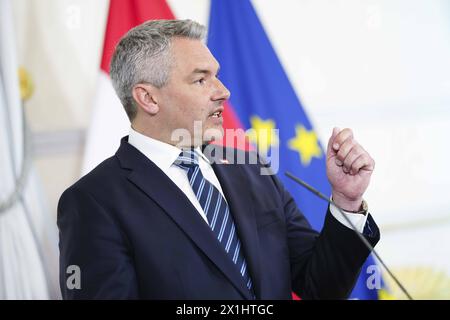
[{"left": 207, "top": 0, "right": 378, "bottom": 299}]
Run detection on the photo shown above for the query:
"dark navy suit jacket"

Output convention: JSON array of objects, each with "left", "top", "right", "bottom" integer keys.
[{"left": 58, "top": 137, "right": 380, "bottom": 299}]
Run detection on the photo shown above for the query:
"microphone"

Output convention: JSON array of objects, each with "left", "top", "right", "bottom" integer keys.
[{"left": 285, "top": 171, "right": 413, "bottom": 300}]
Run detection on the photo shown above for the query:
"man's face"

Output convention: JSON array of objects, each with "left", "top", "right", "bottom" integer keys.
[{"left": 157, "top": 37, "right": 230, "bottom": 147}]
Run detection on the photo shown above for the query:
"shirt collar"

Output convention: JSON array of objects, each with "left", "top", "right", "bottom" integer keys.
[{"left": 128, "top": 127, "right": 211, "bottom": 171}]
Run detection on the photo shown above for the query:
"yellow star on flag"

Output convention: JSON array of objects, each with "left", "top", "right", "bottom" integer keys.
[
  {"left": 247, "top": 115, "right": 279, "bottom": 154},
  {"left": 288, "top": 125, "right": 322, "bottom": 166}
]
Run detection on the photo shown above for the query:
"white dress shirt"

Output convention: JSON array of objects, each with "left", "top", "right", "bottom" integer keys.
[
  {"left": 128, "top": 127, "right": 368, "bottom": 232},
  {"left": 128, "top": 127, "right": 225, "bottom": 224}
]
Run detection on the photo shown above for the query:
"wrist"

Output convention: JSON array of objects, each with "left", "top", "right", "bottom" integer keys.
[{"left": 331, "top": 191, "right": 363, "bottom": 212}]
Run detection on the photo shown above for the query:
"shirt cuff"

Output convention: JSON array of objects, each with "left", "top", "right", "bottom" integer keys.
[{"left": 329, "top": 201, "right": 368, "bottom": 233}]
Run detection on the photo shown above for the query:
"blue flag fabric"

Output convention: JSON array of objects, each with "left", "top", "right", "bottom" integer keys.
[{"left": 207, "top": 0, "right": 378, "bottom": 299}]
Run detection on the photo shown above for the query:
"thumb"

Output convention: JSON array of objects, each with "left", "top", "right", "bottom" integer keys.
[{"left": 326, "top": 127, "right": 340, "bottom": 155}]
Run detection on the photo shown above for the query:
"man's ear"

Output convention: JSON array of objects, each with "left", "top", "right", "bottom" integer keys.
[{"left": 132, "top": 83, "right": 159, "bottom": 115}]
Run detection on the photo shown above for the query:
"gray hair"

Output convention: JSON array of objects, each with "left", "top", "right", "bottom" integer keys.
[{"left": 110, "top": 19, "right": 206, "bottom": 121}]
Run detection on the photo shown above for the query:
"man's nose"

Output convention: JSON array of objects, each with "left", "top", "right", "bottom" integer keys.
[{"left": 212, "top": 78, "right": 231, "bottom": 101}]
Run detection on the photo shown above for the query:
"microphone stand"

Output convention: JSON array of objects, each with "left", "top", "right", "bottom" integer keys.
[{"left": 285, "top": 171, "right": 413, "bottom": 300}]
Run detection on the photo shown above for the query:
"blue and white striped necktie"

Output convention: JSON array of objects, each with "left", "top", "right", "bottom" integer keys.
[{"left": 174, "top": 149, "right": 254, "bottom": 294}]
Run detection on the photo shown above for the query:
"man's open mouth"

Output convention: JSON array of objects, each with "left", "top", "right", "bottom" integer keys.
[{"left": 210, "top": 111, "right": 222, "bottom": 118}]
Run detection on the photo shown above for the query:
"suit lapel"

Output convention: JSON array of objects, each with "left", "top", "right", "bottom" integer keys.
[
  {"left": 208, "top": 147, "right": 262, "bottom": 299},
  {"left": 116, "top": 137, "right": 253, "bottom": 299}
]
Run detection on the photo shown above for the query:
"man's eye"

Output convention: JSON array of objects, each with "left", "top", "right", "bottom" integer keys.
[{"left": 196, "top": 78, "right": 206, "bottom": 85}]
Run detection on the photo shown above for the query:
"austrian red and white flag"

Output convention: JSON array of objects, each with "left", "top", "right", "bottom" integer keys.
[{"left": 82, "top": 0, "right": 175, "bottom": 174}]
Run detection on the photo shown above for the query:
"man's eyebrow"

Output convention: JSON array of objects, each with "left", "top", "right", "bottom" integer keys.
[
  {"left": 191, "top": 66, "right": 221, "bottom": 75},
  {"left": 192, "top": 68, "right": 209, "bottom": 75}
]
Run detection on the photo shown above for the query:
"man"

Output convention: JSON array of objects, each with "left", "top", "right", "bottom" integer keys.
[{"left": 58, "top": 19, "right": 380, "bottom": 299}]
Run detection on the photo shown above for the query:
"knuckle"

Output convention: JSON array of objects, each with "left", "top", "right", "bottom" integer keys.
[
  {"left": 337, "top": 148, "right": 347, "bottom": 160},
  {"left": 343, "top": 157, "right": 352, "bottom": 168},
  {"left": 339, "top": 140, "right": 354, "bottom": 157},
  {"left": 350, "top": 158, "right": 359, "bottom": 169},
  {"left": 343, "top": 128, "right": 354, "bottom": 138},
  {"left": 353, "top": 155, "right": 364, "bottom": 168},
  {"left": 344, "top": 150, "right": 357, "bottom": 167}
]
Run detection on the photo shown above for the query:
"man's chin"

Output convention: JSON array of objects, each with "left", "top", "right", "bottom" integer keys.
[
  {"left": 169, "top": 123, "right": 224, "bottom": 147},
  {"left": 203, "top": 127, "right": 224, "bottom": 144}
]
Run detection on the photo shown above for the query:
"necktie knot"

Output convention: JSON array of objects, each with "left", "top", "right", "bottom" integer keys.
[{"left": 174, "top": 149, "right": 199, "bottom": 170}]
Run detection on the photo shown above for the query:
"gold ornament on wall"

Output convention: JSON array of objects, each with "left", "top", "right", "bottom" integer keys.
[{"left": 18, "top": 67, "right": 34, "bottom": 101}]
